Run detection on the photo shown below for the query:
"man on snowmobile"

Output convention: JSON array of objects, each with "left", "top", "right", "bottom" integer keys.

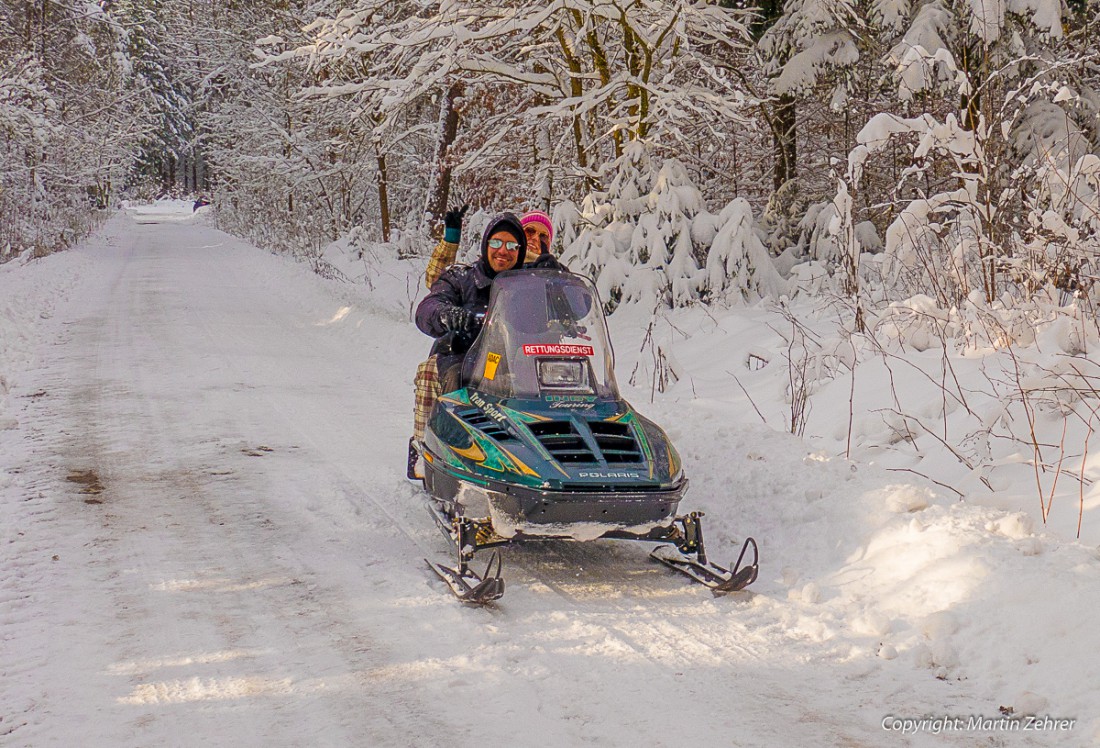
[{"left": 408, "top": 213, "right": 528, "bottom": 479}]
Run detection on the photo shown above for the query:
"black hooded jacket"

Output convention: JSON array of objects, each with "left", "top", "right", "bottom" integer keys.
[{"left": 415, "top": 212, "right": 527, "bottom": 339}]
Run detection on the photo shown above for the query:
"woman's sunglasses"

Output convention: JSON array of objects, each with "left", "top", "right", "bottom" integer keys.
[{"left": 488, "top": 238, "right": 521, "bottom": 252}]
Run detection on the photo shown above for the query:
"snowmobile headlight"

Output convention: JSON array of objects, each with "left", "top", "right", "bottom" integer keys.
[{"left": 537, "top": 358, "right": 591, "bottom": 391}]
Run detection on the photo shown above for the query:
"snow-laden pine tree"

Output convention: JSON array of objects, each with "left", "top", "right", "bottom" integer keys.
[
  {"left": 845, "top": 0, "right": 1098, "bottom": 306},
  {"left": 116, "top": 0, "right": 199, "bottom": 194},
  {"left": 561, "top": 142, "right": 787, "bottom": 310},
  {"left": 629, "top": 159, "right": 709, "bottom": 308}
]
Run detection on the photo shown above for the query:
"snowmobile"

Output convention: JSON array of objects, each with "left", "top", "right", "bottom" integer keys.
[{"left": 417, "top": 268, "right": 758, "bottom": 604}]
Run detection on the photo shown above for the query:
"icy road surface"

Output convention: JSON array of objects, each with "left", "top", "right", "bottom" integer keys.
[{"left": 2, "top": 212, "right": 1094, "bottom": 746}]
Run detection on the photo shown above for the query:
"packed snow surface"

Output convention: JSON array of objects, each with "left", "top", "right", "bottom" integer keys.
[{"left": 2, "top": 205, "right": 1098, "bottom": 746}]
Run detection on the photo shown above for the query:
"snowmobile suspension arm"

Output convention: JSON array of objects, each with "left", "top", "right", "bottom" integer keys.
[{"left": 676, "top": 512, "right": 709, "bottom": 565}]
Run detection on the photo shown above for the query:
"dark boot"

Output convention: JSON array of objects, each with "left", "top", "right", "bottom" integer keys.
[{"left": 407, "top": 437, "right": 422, "bottom": 481}]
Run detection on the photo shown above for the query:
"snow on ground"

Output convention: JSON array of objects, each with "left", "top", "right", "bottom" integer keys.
[{"left": 2, "top": 202, "right": 1098, "bottom": 746}]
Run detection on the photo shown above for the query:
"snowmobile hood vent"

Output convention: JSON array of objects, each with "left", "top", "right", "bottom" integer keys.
[
  {"left": 527, "top": 420, "right": 597, "bottom": 463},
  {"left": 588, "top": 420, "right": 643, "bottom": 464},
  {"left": 457, "top": 407, "right": 514, "bottom": 442}
]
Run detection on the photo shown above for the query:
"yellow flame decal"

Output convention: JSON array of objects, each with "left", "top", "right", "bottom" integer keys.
[
  {"left": 516, "top": 411, "right": 551, "bottom": 422},
  {"left": 498, "top": 446, "right": 540, "bottom": 477},
  {"left": 451, "top": 441, "right": 486, "bottom": 462}
]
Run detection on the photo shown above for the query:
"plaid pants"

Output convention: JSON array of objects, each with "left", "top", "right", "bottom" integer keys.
[{"left": 413, "top": 355, "right": 441, "bottom": 443}]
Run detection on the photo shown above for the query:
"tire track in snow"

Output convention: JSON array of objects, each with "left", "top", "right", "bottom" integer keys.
[
  {"left": 98, "top": 228, "right": 457, "bottom": 744},
  {"left": 0, "top": 303, "right": 128, "bottom": 747},
  {"left": 1, "top": 224, "right": 453, "bottom": 747},
  {"left": 488, "top": 540, "right": 881, "bottom": 746}
]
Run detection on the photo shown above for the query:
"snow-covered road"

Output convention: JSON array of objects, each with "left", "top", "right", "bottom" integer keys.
[{"left": 2, "top": 212, "right": 1095, "bottom": 746}]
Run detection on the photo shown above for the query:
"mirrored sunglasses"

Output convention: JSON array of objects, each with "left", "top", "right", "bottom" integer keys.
[{"left": 488, "top": 238, "right": 521, "bottom": 252}]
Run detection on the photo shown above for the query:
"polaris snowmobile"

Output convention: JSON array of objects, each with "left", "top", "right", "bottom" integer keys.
[{"left": 417, "top": 269, "right": 758, "bottom": 604}]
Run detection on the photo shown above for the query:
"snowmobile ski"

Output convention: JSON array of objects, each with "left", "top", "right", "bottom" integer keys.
[
  {"left": 425, "top": 552, "right": 504, "bottom": 605},
  {"left": 651, "top": 537, "right": 758, "bottom": 595},
  {"left": 425, "top": 512, "right": 506, "bottom": 604}
]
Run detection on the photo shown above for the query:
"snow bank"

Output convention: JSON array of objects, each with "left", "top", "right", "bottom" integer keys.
[
  {"left": 0, "top": 225, "right": 99, "bottom": 428},
  {"left": 608, "top": 295, "right": 1100, "bottom": 741}
]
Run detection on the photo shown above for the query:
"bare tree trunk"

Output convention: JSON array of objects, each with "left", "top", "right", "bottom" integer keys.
[
  {"left": 376, "top": 149, "right": 390, "bottom": 243},
  {"left": 555, "top": 24, "right": 593, "bottom": 189},
  {"left": 587, "top": 12, "right": 621, "bottom": 157},
  {"left": 285, "top": 110, "right": 293, "bottom": 215},
  {"left": 774, "top": 94, "right": 797, "bottom": 192},
  {"left": 424, "top": 81, "right": 464, "bottom": 241}
]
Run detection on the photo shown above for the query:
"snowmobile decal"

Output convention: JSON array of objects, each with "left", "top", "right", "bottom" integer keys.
[
  {"left": 506, "top": 409, "right": 551, "bottom": 423},
  {"left": 450, "top": 440, "right": 486, "bottom": 462},
  {"left": 624, "top": 413, "right": 657, "bottom": 480},
  {"left": 450, "top": 417, "right": 544, "bottom": 480},
  {"left": 521, "top": 343, "right": 594, "bottom": 356},
  {"left": 496, "top": 445, "right": 540, "bottom": 477},
  {"left": 469, "top": 391, "right": 507, "bottom": 422},
  {"left": 483, "top": 352, "right": 501, "bottom": 380}
]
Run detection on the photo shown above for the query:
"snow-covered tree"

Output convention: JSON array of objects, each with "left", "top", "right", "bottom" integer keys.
[
  {"left": 265, "top": 0, "right": 758, "bottom": 239},
  {"left": 115, "top": 0, "right": 200, "bottom": 194},
  {"left": 0, "top": 0, "right": 141, "bottom": 258},
  {"left": 561, "top": 144, "right": 786, "bottom": 310},
  {"left": 780, "top": 0, "right": 1100, "bottom": 320}
]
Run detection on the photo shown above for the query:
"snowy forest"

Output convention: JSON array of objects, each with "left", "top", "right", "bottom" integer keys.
[
  {"left": 3, "top": 0, "right": 1097, "bottom": 309},
  {"left": 8, "top": 3, "right": 1100, "bottom": 738}
]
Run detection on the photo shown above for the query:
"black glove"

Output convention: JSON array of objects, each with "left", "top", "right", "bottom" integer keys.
[
  {"left": 442, "top": 205, "right": 468, "bottom": 243},
  {"left": 443, "top": 205, "right": 469, "bottom": 231},
  {"left": 530, "top": 252, "right": 563, "bottom": 270},
  {"left": 439, "top": 306, "right": 480, "bottom": 334}
]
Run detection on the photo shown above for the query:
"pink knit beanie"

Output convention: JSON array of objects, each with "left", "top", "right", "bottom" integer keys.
[{"left": 520, "top": 210, "right": 554, "bottom": 242}]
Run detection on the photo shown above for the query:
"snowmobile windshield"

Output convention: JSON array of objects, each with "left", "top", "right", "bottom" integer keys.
[{"left": 461, "top": 269, "right": 618, "bottom": 400}]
